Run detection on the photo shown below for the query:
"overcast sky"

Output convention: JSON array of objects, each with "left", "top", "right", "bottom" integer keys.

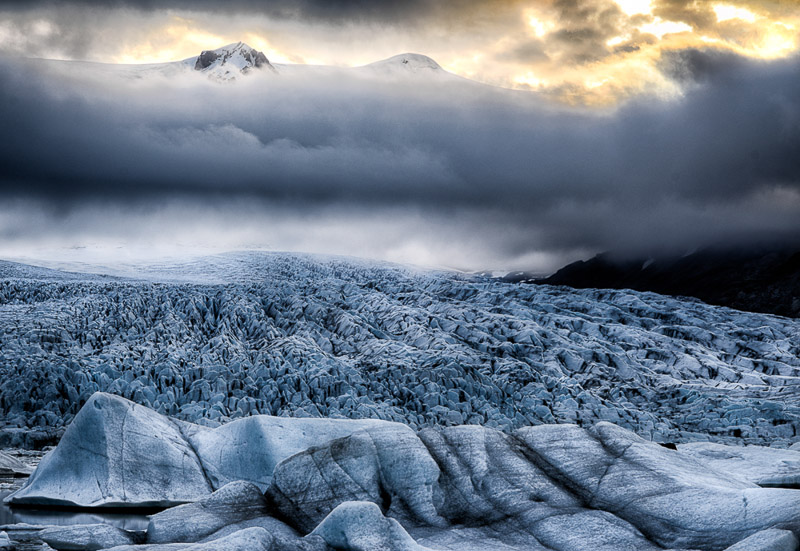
[{"left": 0, "top": 1, "right": 799, "bottom": 271}]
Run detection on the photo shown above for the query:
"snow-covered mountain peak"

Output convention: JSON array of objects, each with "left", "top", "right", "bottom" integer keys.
[
  {"left": 193, "top": 41, "right": 275, "bottom": 80},
  {"left": 362, "top": 53, "right": 443, "bottom": 73}
]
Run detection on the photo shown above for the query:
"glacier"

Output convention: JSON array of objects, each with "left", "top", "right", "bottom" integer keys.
[
  {"left": 2, "top": 251, "right": 800, "bottom": 550},
  {"left": 0, "top": 251, "right": 798, "bottom": 446}
]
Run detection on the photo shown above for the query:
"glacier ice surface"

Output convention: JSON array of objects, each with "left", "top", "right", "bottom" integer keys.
[{"left": 0, "top": 251, "right": 797, "bottom": 446}]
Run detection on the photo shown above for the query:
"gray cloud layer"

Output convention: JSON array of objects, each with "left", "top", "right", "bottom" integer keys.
[
  {"left": 0, "top": 0, "right": 487, "bottom": 22},
  {"left": 0, "top": 48, "right": 799, "bottom": 270}
]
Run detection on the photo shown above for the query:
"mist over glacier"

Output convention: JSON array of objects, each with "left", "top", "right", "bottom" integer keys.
[{"left": 0, "top": 48, "right": 799, "bottom": 270}]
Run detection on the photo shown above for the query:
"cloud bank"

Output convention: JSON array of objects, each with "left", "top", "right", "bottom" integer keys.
[{"left": 0, "top": 48, "right": 799, "bottom": 271}]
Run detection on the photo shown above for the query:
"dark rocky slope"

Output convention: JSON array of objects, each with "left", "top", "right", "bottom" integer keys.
[{"left": 536, "top": 246, "right": 800, "bottom": 317}]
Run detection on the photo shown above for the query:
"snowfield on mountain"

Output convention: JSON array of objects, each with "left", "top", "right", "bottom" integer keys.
[{"left": 21, "top": 41, "right": 462, "bottom": 84}]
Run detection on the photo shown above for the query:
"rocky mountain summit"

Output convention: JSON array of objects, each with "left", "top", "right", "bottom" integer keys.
[
  {"left": 192, "top": 42, "right": 275, "bottom": 80},
  {"left": 5, "top": 393, "right": 800, "bottom": 551}
]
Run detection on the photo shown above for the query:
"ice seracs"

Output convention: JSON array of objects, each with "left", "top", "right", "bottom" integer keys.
[
  {"left": 40, "top": 524, "right": 139, "bottom": 551},
  {"left": 0, "top": 251, "right": 798, "bottom": 447}
]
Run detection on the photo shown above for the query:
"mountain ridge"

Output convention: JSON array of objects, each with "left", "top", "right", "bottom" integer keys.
[
  {"left": 39, "top": 41, "right": 456, "bottom": 82},
  {"left": 534, "top": 245, "right": 800, "bottom": 317}
]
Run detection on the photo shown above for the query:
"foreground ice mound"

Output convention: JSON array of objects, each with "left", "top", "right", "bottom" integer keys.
[
  {"left": 145, "top": 481, "right": 267, "bottom": 544},
  {"left": 723, "top": 529, "right": 799, "bottom": 551},
  {"left": 108, "top": 526, "right": 276, "bottom": 551},
  {"left": 6, "top": 393, "right": 212, "bottom": 508},
  {"left": 0, "top": 450, "right": 32, "bottom": 476},
  {"left": 40, "top": 524, "right": 138, "bottom": 551},
  {"left": 4, "top": 393, "right": 399, "bottom": 508},
  {"left": 185, "top": 413, "right": 398, "bottom": 490},
  {"left": 678, "top": 441, "right": 800, "bottom": 488},
  {"left": 8, "top": 395, "right": 799, "bottom": 551},
  {"left": 311, "top": 501, "right": 435, "bottom": 551},
  {"left": 270, "top": 421, "right": 800, "bottom": 550}
]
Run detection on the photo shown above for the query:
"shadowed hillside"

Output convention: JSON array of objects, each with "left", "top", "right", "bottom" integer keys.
[{"left": 537, "top": 246, "right": 800, "bottom": 318}]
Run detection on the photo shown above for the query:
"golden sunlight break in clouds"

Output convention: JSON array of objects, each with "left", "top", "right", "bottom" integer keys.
[
  {"left": 112, "top": 18, "right": 225, "bottom": 64},
  {"left": 487, "top": 0, "right": 800, "bottom": 105}
]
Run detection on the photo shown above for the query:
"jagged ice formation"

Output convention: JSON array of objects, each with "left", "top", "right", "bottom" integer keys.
[{"left": 0, "top": 252, "right": 798, "bottom": 446}]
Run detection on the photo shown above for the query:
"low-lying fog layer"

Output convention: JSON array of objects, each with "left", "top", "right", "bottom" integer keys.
[{"left": 1, "top": 48, "right": 799, "bottom": 271}]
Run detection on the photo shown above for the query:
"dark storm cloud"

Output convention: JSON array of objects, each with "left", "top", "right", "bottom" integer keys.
[
  {"left": 1, "top": 47, "right": 799, "bottom": 268},
  {"left": 498, "top": 38, "right": 550, "bottom": 64},
  {"left": 651, "top": 0, "right": 717, "bottom": 30},
  {"left": 658, "top": 47, "right": 756, "bottom": 82},
  {"left": 0, "top": 8, "right": 100, "bottom": 60},
  {"left": 615, "top": 50, "right": 800, "bottom": 201},
  {"left": 548, "top": 0, "right": 627, "bottom": 63},
  {"left": 0, "top": 0, "right": 501, "bottom": 23}
]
